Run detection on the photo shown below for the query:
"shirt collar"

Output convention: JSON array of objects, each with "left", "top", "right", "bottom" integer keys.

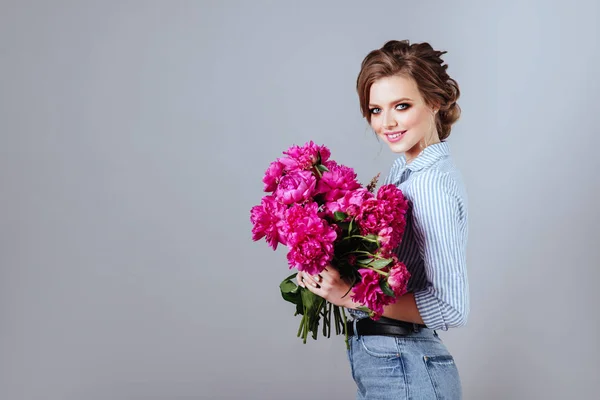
[{"left": 402, "top": 141, "right": 450, "bottom": 172}]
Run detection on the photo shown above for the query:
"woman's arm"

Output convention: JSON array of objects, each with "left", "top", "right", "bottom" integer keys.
[
  {"left": 408, "top": 170, "right": 469, "bottom": 330},
  {"left": 298, "top": 269, "right": 424, "bottom": 324},
  {"left": 299, "top": 170, "right": 468, "bottom": 330}
]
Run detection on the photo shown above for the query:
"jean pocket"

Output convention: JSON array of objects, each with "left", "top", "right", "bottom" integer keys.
[
  {"left": 358, "top": 335, "right": 400, "bottom": 358},
  {"left": 423, "top": 355, "right": 462, "bottom": 399}
]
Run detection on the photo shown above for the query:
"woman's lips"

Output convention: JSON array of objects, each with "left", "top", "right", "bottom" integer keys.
[{"left": 385, "top": 130, "right": 407, "bottom": 143}]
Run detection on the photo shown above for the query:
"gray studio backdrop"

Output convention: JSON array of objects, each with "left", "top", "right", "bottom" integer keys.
[{"left": 1, "top": 1, "right": 599, "bottom": 399}]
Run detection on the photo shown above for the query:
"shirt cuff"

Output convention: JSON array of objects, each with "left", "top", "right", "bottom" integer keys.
[{"left": 414, "top": 287, "right": 448, "bottom": 331}]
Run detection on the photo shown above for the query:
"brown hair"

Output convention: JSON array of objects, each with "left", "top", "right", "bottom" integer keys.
[{"left": 356, "top": 40, "right": 461, "bottom": 140}]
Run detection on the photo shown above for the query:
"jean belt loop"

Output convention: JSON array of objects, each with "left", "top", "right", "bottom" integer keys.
[{"left": 353, "top": 319, "right": 359, "bottom": 337}]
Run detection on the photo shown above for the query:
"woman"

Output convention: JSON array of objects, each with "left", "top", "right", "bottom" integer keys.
[{"left": 297, "top": 40, "right": 469, "bottom": 399}]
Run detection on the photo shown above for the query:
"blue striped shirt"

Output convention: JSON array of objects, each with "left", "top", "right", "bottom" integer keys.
[{"left": 348, "top": 141, "right": 469, "bottom": 331}]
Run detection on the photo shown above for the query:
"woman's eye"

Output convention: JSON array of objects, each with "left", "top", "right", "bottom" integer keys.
[
  {"left": 369, "top": 108, "right": 381, "bottom": 114},
  {"left": 395, "top": 103, "right": 410, "bottom": 110}
]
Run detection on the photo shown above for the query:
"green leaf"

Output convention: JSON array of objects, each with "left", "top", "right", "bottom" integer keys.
[
  {"left": 317, "top": 164, "right": 330, "bottom": 172},
  {"left": 300, "top": 289, "right": 326, "bottom": 341},
  {"left": 365, "top": 234, "right": 378, "bottom": 241},
  {"left": 280, "top": 273, "right": 303, "bottom": 314},
  {"left": 279, "top": 273, "right": 300, "bottom": 292},
  {"left": 370, "top": 258, "right": 393, "bottom": 269},
  {"left": 281, "top": 290, "right": 301, "bottom": 306},
  {"left": 357, "top": 258, "right": 372, "bottom": 265},
  {"left": 301, "top": 289, "right": 320, "bottom": 314},
  {"left": 334, "top": 211, "right": 348, "bottom": 222},
  {"left": 379, "top": 280, "right": 396, "bottom": 298},
  {"left": 280, "top": 279, "right": 297, "bottom": 294}
]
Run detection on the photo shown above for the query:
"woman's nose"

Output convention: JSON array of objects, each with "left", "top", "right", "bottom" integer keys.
[{"left": 383, "top": 112, "right": 397, "bottom": 128}]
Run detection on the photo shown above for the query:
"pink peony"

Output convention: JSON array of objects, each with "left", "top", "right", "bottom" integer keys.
[
  {"left": 283, "top": 141, "right": 331, "bottom": 171},
  {"left": 377, "top": 184, "right": 409, "bottom": 212},
  {"left": 377, "top": 227, "right": 394, "bottom": 250},
  {"left": 325, "top": 188, "right": 373, "bottom": 217},
  {"left": 278, "top": 156, "right": 301, "bottom": 172},
  {"left": 315, "top": 162, "right": 361, "bottom": 202},
  {"left": 351, "top": 268, "right": 395, "bottom": 319},
  {"left": 281, "top": 202, "right": 337, "bottom": 275},
  {"left": 275, "top": 170, "right": 317, "bottom": 205},
  {"left": 287, "top": 238, "right": 335, "bottom": 276},
  {"left": 387, "top": 260, "right": 411, "bottom": 297},
  {"left": 323, "top": 159, "right": 337, "bottom": 170},
  {"left": 323, "top": 201, "right": 343, "bottom": 217},
  {"left": 354, "top": 198, "right": 384, "bottom": 235},
  {"left": 250, "top": 195, "right": 287, "bottom": 250},
  {"left": 377, "top": 226, "right": 403, "bottom": 254},
  {"left": 262, "top": 160, "right": 285, "bottom": 192},
  {"left": 355, "top": 185, "right": 408, "bottom": 243}
]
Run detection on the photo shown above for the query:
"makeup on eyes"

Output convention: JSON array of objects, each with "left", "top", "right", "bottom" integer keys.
[{"left": 369, "top": 100, "right": 412, "bottom": 114}]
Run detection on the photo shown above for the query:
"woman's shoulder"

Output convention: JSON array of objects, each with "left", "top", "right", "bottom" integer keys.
[
  {"left": 412, "top": 158, "right": 464, "bottom": 188},
  {"left": 410, "top": 158, "right": 468, "bottom": 209}
]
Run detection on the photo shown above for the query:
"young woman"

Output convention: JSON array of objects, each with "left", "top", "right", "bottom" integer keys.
[{"left": 297, "top": 40, "right": 469, "bottom": 399}]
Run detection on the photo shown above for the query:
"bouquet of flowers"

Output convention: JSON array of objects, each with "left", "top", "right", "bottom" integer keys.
[{"left": 250, "top": 141, "right": 411, "bottom": 344}]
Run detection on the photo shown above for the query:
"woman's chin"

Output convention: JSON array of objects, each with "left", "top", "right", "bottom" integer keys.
[{"left": 386, "top": 142, "right": 409, "bottom": 154}]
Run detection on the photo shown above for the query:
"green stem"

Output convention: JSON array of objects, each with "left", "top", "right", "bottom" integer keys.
[
  {"left": 297, "top": 314, "right": 304, "bottom": 338},
  {"left": 313, "top": 165, "right": 323, "bottom": 178},
  {"left": 327, "top": 301, "right": 333, "bottom": 338},
  {"left": 303, "top": 302, "right": 309, "bottom": 344},
  {"left": 334, "top": 305, "right": 342, "bottom": 335},
  {"left": 342, "top": 235, "right": 378, "bottom": 242},
  {"left": 341, "top": 307, "right": 349, "bottom": 350},
  {"left": 322, "top": 301, "right": 328, "bottom": 338},
  {"left": 365, "top": 266, "right": 389, "bottom": 276},
  {"left": 341, "top": 250, "right": 373, "bottom": 256}
]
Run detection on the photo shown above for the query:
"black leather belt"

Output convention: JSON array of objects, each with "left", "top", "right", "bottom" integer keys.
[{"left": 345, "top": 316, "right": 427, "bottom": 337}]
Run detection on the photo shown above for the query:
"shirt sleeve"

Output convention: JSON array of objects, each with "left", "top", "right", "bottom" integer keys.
[{"left": 411, "top": 170, "right": 469, "bottom": 330}]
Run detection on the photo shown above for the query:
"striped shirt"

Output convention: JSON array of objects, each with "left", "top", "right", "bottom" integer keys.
[{"left": 348, "top": 141, "right": 469, "bottom": 331}]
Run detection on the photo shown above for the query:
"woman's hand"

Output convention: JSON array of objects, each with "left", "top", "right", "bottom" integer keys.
[{"left": 296, "top": 266, "right": 359, "bottom": 309}]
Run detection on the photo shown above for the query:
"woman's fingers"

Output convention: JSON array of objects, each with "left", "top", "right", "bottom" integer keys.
[
  {"left": 296, "top": 271, "right": 305, "bottom": 288},
  {"left": 296, "top": 271, "right": 322, "bottom": 288}
]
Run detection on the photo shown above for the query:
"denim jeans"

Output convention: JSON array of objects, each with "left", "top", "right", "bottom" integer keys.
[{"left": 346, "top": 322, "right": 462, "bottom": 399}]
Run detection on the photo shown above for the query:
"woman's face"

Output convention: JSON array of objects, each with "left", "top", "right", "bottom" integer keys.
[{"left": 368, "top": 75, "right": 439, "bottom": 161}]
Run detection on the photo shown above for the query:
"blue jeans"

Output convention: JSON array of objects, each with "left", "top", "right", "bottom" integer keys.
[{"left": 346, "top": 322, "right": 462, "bottom": 399}]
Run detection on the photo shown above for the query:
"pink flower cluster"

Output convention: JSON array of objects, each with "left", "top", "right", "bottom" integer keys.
[
  {"left": 251, "top": 141, "right": 411, "bottom": 319},
  {"left": 355, "top": 184, "right": 409, "bottom": 253},
  {"left": 281, "top": 203, "right": 337, "bottom": 275},
  {"left": 350, "top": 257, "right": 411, "bottom": 318}
]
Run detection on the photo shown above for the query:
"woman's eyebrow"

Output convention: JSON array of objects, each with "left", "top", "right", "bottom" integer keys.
[{"left": 368, "top": 97, "right": 413, "bottom": 107}]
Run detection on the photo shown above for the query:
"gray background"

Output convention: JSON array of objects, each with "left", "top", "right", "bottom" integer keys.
[{"left": 1, "top": 1, "right": 599, "bottom": 399}]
